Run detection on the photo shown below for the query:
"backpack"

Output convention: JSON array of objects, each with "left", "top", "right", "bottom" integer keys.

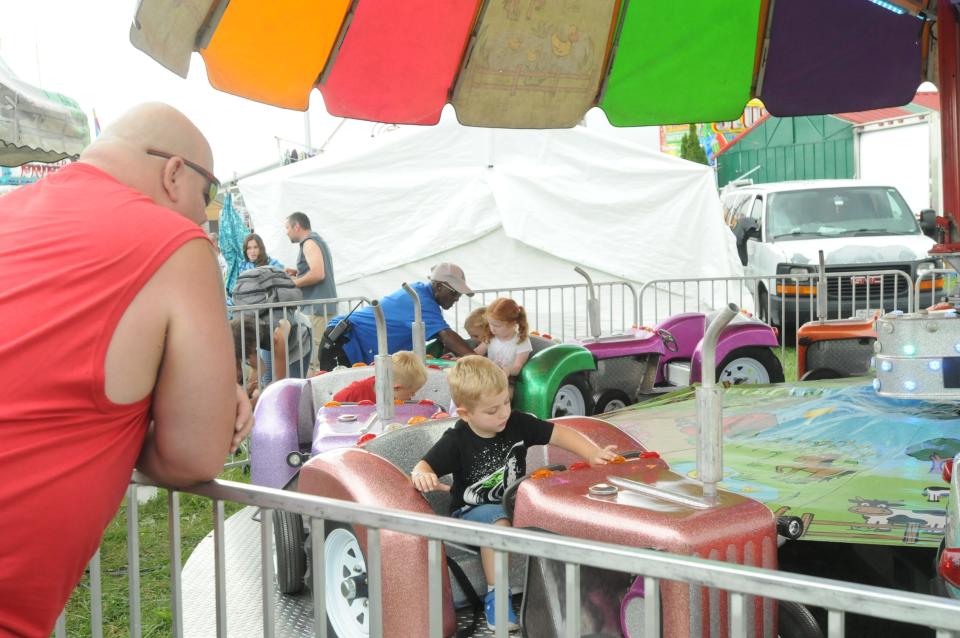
[{"left": 232, "top": 266, "right": 303, "bottom": 316}]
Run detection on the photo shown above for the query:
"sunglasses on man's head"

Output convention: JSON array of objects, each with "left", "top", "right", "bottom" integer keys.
[{"left": 146, "top": 149, "right": 220, "bottom": 206}]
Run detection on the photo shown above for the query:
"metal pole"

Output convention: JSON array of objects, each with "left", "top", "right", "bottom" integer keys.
[
  {"left": 403, "top": 283, "right": 426, "bottom": 360},
  {"left": 372, "top": 301, "right": 395, "bottom": 425},
  {"left": 697, "top": 303, "right": 738, "bottom": 503}
]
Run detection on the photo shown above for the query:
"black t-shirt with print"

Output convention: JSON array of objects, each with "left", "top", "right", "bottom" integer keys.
[{"left": 422, "top": 411, "right": 554, "bottom": 512}]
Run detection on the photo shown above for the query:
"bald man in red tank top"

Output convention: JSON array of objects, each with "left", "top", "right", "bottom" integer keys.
[{"left": 0, "top": 103, "right": 254, "bottom": 636}]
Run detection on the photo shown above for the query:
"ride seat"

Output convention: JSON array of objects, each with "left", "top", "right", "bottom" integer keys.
[
  {"left": 296, "top": 366, "right": 452, "bottom": 447},
  {"left": 363, "top": 421, "right": 526, "bottom": 604}
]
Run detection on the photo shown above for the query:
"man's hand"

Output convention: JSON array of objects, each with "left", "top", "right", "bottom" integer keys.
[
  {"left": 284, "top": 267, "right": 297, "bottom": 277},
  {"left": 231, "top": 384, "right": 255, "bottom": 454}
]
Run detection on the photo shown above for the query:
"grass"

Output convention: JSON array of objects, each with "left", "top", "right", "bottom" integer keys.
[
  {"left": 61, "top": 462, "right": 250, "bottom": 638},
  {"left": 776, "top": 345, "right": 798, "bottom": 382}
]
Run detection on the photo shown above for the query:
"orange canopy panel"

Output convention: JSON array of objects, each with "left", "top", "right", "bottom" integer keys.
[
  {"left": 320, "top": 0, "right": 482, "bottom": 125},
  {"left": 200, "top": 0, "right": 352, "bottom": 110},
  {"left": 451, "top": 0, "right": 619, "bottom": 128}
]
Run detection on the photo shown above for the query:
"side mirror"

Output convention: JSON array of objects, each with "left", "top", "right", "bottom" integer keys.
[
  {"left": 734, "top": 219, "right": 758, "bottom": 266},
  {"left": 920, "top": 209, "right": 937, "bottom": 238}
]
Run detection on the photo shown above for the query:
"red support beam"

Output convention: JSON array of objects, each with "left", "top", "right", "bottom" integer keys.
[{"left": 938, "top": 1, "right": 960, "bottom": 242}]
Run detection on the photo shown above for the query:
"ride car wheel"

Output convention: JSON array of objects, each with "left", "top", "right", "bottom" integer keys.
[
  {"left": 777, "top": 600, "right": 824, "bottom": 638},
  {"left": 273, "top": 510, "right": 307, "bottom": 594},
  {"left": 325, "top": 524, "right": 370, "bottom": 638},
  {"left": 717, "top": 347, "right": 785, "bottom": 385},
  {"left": 594, "top": 389, "right": 631, "bottom": 415},
  {"left": 551, "top": 374, "right": 594, "bottom": 417}
]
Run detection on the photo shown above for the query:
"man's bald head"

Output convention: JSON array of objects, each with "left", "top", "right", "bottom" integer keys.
[{"left": 80, "top": 102, "right": 215, "bottom": 225}]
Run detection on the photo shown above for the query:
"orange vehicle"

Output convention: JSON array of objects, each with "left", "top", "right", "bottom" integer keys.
[{"left": 795, "top": 310, "right": 880, "bottom": 380}]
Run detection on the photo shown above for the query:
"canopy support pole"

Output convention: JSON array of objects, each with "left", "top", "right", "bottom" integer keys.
[{"left": 937, "top": 1, "right": 960, "bottom": 244}]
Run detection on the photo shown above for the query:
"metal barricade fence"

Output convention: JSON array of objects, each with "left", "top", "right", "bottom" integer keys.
[
  {"left": 230, "top": 296, "right": 370, "bottom": 387},
  {"left": 449, "top": 281, "right": 639, "bottom": 342},
  {"left": 639, "top": 271, "right": 916, "bottom": 344},
  {"left": 57, "top": 472, "right": 960, "bottom": 638},
  {"left": 915, "top": 268, "right": 959, "bottom": 305},
  {"left": 229, "top": 284, "right": 638, "bottom": 383}
]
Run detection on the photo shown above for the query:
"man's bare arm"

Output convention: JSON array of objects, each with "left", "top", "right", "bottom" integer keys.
[
  {"left": 294, "top": 239, "right": 326, "bottom": 287},
  {"left": 436, "top": 328, "right": 476, "bottom": 357},
  {"left": 134, "top": 240, "right": 240, "bottom": 486}
]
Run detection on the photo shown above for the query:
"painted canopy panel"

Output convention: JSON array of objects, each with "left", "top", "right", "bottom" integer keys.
[
  {"left": 600, "top": 0, "right": 761, "bottom": 126},
  {"left": 128, "top": 0, "right": 212, "bottom": 78},
  {"left": 760, "top": 0, "right": 923, "bottom": 117},
  {"left": 452, "top": 0, "right": 618, "bottom": 128},
  {"left": 201, "top": 0, "right": 351, "bottom": 110},
  {"left": 320, "top": 0, "right": 481, "bottom": 125}
]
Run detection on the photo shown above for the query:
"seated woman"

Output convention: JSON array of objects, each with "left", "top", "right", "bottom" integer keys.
[
  {"left": 231, "top": 311, "right": 313, "bottom": 406},
  {"left": 240, "top": 233, "right": 285, "bottom": 272}
]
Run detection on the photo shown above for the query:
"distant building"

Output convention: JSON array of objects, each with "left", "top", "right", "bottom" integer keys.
[{"left": 714, "top": 91, "right": 941, "bottom": 213}]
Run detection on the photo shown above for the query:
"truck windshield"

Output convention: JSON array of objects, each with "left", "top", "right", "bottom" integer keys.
[{"left": 768, "top": 187, "right": 921, "bottom": 240}]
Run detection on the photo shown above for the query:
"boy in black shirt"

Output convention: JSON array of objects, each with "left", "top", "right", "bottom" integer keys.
[{"left": 411, "top": 356, "right": 617, "bottom": 631}]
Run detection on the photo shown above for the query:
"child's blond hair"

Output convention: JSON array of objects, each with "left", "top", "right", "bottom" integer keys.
[
  {"left": 447, "top": 355, "right": 508, "bottom": 410},
  {"left": 464, "top": 307, "right": 487, "bottom": 340},
  {"left": 392, "top": 350, "right": 428, "bottom": 392}
]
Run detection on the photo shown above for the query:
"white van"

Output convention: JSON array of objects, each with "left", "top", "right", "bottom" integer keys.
[{"left": 721, "top": 180, "right": 940, "bottom": 327}]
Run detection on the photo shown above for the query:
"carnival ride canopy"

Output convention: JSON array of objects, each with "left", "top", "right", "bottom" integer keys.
[{"left": 130, "top": 0, "right": 933, "bottom": 127}]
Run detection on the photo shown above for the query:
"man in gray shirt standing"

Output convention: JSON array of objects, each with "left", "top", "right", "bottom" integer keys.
[{"left": 284, "top": 211, "right": 337, "bottom": 365}]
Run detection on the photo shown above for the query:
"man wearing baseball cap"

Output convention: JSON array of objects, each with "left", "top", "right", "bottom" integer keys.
[{"left": 319, "top": 262, "right": 477, "bottom": 369}]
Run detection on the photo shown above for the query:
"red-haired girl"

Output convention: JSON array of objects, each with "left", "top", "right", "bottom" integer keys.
[{"left": 474, "top": 298, "right": 531, "bottom": 384}]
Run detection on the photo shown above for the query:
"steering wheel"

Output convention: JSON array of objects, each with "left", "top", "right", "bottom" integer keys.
[
  {"left": 502, "top": 464, "right": 567, "bottom": 520},
  {"left": 657, "top": 328, "right": 679, "bottom": 353}
]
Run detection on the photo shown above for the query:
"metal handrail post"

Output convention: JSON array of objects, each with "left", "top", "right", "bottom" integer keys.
[
  {"left": 402, "top": 282, "right": 426, "bottom": 360},
  {"left": 372, "top": 301, "right": 395, "bottom": 424}
]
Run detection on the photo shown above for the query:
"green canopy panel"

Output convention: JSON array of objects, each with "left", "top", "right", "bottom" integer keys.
[
  {"left": 600, "top": 1, "right": 762, "bottom": 126},
  {"left": 0, "top": 57, "right": 90, "bottom": 168}
]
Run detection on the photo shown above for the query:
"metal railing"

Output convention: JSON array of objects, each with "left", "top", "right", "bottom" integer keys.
[
  {"left": 57, "top": 472, "right": 960, "bottom": 638},
  {"left": 449, "top": 281, "right": 640, "bottom": 342},
  {"left": 915, "top": 268, "right": 958, "bottom": 304},
  {"left": 230, "top": 295, "right": 370, "bottom": 386},
  {"left": 639, "top": 270, "right": 915, "bottom": 345}
]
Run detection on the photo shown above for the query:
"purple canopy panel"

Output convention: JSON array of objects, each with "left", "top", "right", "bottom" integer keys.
[{"left": 760, "top": 0, "right": 922, "bottom": 116}]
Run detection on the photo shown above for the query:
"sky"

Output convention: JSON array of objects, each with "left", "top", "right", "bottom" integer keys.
[{"left": 0, "top": 1, "right": 659, "bottom": 183}]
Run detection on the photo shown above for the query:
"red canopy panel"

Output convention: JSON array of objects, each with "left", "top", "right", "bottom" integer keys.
[{"left": 319, "top": 0, "right": 482, "bottom": 125}]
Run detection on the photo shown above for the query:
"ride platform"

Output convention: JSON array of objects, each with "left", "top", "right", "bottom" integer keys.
[{"left": 181, "top": 506, "right": 517, "bottom": 636}]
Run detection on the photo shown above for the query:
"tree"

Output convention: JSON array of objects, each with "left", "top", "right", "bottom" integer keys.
[{"left": 680, "top": 123, "right": 708, "bottom": 165}]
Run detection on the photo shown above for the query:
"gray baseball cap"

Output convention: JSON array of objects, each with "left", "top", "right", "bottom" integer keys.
[{"left": 429, "top": 263, "right": 474, "bottom": 296}]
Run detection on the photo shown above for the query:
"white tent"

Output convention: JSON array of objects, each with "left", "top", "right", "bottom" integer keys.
[{"left": 239, "top": 116, "right": 745, "bottom": 333}]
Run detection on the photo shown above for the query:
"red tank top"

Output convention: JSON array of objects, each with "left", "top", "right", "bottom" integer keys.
[{"left": 0, "top": 163, "right": 207, "bottom": 636}]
